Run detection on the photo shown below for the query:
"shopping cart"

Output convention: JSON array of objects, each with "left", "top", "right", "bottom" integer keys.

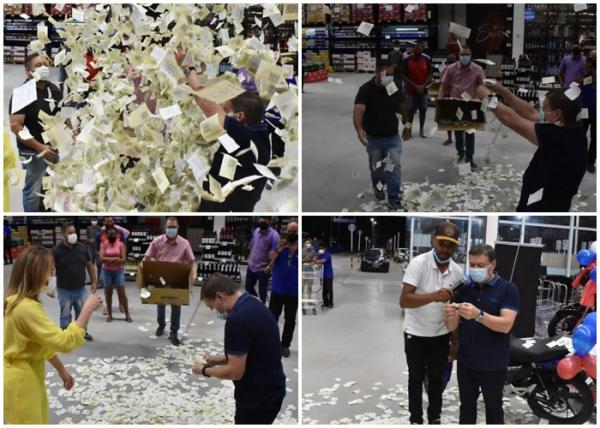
[
  {"left": 535, "top": 279, "right": 571, "bottom": 337},
  {"left": 302, "top": 263, "right": 323, "bottom": 315}
]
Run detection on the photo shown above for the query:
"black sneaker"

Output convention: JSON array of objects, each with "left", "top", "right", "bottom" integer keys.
[
  {"left": 84, "top": 332, "right": 93, "bottom": 342},
  {"left": 374, "top": 188, "right": 385, "bottom": 200},
  {"left": 429, "top": 418, "right": 441, "bottom": 425},
  {"left": 168, "top": 335, "right": 180, "bottom": 346},
  {"left": 457, "top": 155, "right": 465, "bottom": 163},
  {"left": 156, "top": 326, "right": 164, "bottom": 337},
  {"left": 387, "top": 200, "right": 403, "bottom": 211},
  {"left": 468, "top": 159, "right": 478, "bottom": 169},
  {"left": 282, "top": 347, "right": 291, "bottom": 358}
]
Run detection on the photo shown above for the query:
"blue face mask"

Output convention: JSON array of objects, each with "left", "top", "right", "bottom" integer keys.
[
  {"left": 459, "top": 54, "right": 471, "bottom": 65},
  {"left": 470, "top": 267, "right": 490, "bottom": 284},
  {"left": 538, "top": 110, "right": 545, "bottom": 123},
  {"left": 166, "top": 227, "right": 178, "bottom": 239},
  {"left": 433, "top": 250, "right": 451, "bottom": 264}
]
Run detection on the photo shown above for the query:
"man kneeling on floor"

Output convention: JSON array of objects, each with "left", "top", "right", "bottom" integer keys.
[{"left": 193, "top": 273, "right": 286, "bottom": 424}]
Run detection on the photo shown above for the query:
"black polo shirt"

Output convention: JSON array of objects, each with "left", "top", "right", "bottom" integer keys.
[
  {"left": 9, "top": 79, "right": 62, "bottom": 156},
  {"left": 517, "top": 122, "right": 587, "bottom": 212},
  {"left": 225, "top": 292, "right": 286, "bottom": 409},
  {"left": 51, "top": 242, "right": 91, "bottom": 290},
  {"left": 454, "top": 275, "right": 520, "bottom": 371},
  {"left": 355, "top": 77, "right": 405, "bottom": 138},
  {"left": 201, "top": 116, "right": 271, "bottom": 212}
]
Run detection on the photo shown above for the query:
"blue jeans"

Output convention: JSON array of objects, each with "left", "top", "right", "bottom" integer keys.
[
  {"left": 22, "top": 156, "right": 47, "bottom": 212},
  {"left": 405, "top": 92, "right": 428, "bottom": 115},
  {"left": 366, "top": 134, "right": 402, "bottom": 202},
  {"left": 58, "top": 287, "right": 86, "bottom": 329},
  {"left": 101, "top": 267, "right": 125, "bottom": 287},
  {"left": 157, "top": 304, "right": 181, "bottom": 337},
  {"left": 245, "top": 269, "right": 269, "bottom": 304},
  {"left": 454, "top": 131, "right": 475, "bottom": 161}
]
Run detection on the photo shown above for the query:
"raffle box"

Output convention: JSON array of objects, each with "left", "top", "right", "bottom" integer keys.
[
  {"left": 137, "top": 261, "right": 191, "bottom": 305},
  {"left": 435, "top": 99, "right": 486, "bottom": 131}
]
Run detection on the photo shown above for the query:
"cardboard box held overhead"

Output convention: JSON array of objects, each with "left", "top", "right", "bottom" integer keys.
[
  {"left": 137, "top": 261, "right": 191, "bottom": 305},
  {"left": 435, "top": 99, "right": 486, "bottom": 131}
]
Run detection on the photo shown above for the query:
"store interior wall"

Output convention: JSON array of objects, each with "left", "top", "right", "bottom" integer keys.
[
  {"left": 512, "top": 3, "right": 525, "bottom": 58},
  {"left": 437, "top": 4, "right": 466, "bottom": 49},
  {"left": 486, "top": 216, "right": 500, "bottom": 245}
]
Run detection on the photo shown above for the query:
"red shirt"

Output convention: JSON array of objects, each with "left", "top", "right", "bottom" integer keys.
[{"left": 404, "top": 54, "right": 432, "bottom": 94}]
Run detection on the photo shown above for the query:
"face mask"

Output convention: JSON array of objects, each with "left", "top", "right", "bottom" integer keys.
[
  {"left": 32, "top": 65, "right": 50, "bottom": 81},
  {"left": 433, "top": 250, "right": 451, "bottom": 264},
  {"left": 470, "top": 267, "right": 489, "bottom": 284},
  {"left": 166, "top": 227, "right": 178, "bottom": 239},
  {"left": 287, "top": 233, "right": 298, "bottom": 243},
  {"left": 318, "top": 249, "right": 325, "bottom": 254},
  {"left": 258, "top": 221, "right": 269, "bottom": 230},
  {"left": 380, "top": 74, "right": 394, "bottom": 86},
  {"left": 91, "top": 221, "right": 98, "bottom": 226},
  {"left": 572, "top": 50, "right": 581, "bottom": 57},
  {"left": 459, "top": 55, "right": 471, "bottom": 65},
  {"left": 66, "top": 233, "right": 78, "bottom": 245},
  {"left": 305, "top": 243, "right": 312, "bottom": 248},
  {"left": 108, "top": 236, "right": 117, "bottom": 243},
  {"left": 393, "top": 47, "right": 400, "bottom": 52}
]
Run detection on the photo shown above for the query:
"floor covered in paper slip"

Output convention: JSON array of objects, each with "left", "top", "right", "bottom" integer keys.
[
  {"left": 3, "top": 64, "right": 298, "bottom": 213},
  {"left": 302, "top": 254, "right": 593, "bottom": 425},
  {"left": 3, "top": 265, "right": 298, "bottom": 424},
  {"left": 302, "top": 73, "right": 597, "bottom": 213}
]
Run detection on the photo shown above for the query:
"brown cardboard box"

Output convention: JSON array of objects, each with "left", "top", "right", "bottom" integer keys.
[
  {"left": 137, "top": 261, "right": 191, "bottom": 305},
  {"left": 434, "top": 99, "right": 486, "bottom": 131}
]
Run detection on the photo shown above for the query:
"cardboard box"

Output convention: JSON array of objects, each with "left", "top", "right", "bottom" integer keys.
[
  {"left": 137, "top": 261, "right": 191, "bottom": 305},
  {"left": 434, "top": 99, "right": 486, "bottom": 131}
]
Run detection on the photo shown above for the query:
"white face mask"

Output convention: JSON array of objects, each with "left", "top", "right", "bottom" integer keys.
[
  {"left": 318, "top": 249, "right": 325, "bottom": 254},
  {"left": 32, "top": 65, "right": 50, "bottom": 82},
  {"left": 91, "top": 221, "right": 98, "bottom": 226},
  {"left": 380, "top": 74, "right": 394, "bottom": 86},
  {"left": 393, "top": 47, "right": 400, "bottom": 52},
  {"left": 67, "top": 233, "right": 78, "bottom": 244}
]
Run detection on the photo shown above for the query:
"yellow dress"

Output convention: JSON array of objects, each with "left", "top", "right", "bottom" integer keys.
[{"left": 4, "top": 295, "right": 85, "bottom": 424}]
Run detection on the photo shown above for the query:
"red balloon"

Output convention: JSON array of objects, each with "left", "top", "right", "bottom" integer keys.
[
  {"left": 557, "top": 355, "right": 583, "bottom": 380},
  {"left": 581, "top": 354, "right": 597, "bottom": 379}
]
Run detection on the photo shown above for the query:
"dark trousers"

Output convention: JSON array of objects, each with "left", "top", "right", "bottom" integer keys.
[
  {"left": 322, "top": 278, "right": 333, "bottom": 307},
  {"left": 235, "top": 391, "right": 284, "bottom": 424},
  {"left": 245, "top": 269, "right": 269, "bottom": 304},
  {"left": 454, "top": 131, "right": 475, "bottom": 161},
  {"left": 4, "top": 238, "right": 13, "bottom": 264},
  {"left": 457, "top": 364, "right": 506, "bottom": 424},
  {"left": 404, "top": 332, "right": 450, "bottom": 424},
  {"left": 157, "top": 304, "right": 181, "bottom": 337},
  {"left": 268, "top": 291, "right": 298, "bottom": 348},
  {"left": 583, "top": 117, "right": 596, "bottom": 166}
]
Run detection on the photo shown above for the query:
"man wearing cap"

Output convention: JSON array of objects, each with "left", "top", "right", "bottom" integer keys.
[
  {"left": 400, "top": 221, "right": 465, "bottom": 425},
  {"left": 444, "top": 244, "right": 519, "bottom": 424}
]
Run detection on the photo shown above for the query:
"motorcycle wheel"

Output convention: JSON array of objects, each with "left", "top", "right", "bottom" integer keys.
[
  {"left": 527, "top": 373, "right": 594, "bottom": 424},
  {"left": 547, "top": 308, "right": 582, "bottom": 337}
]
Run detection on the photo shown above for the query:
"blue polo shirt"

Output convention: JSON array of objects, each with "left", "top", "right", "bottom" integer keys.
[
  {"left": 224, "top": 292, "right": 286, "bottom": 408},
  {"left": 271, "top": 246, "right": 298, "bottom": 296},
  {"left": 319, "top": 251, "right": 333, "bottom": 280},
  {"left": 454, "top": 275, "right": 520, "bottom": 371}
]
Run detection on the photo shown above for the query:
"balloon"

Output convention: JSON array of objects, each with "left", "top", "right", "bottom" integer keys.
[
  {"left": 591, "top": 241, "right": 598, "bottom": 253},
  {"left": 583, "top": 312, "right": 597, "bottom": 333},
  {"left": 573, "top": 325, "right": 595, "bottom": 356},
  {"left": 577, "top": 249, "right": 596, "bottom": 266},
  {"left": 581, "top": 354, "right": 597, "bottom": 379},
  {"left": 557, "top": 355, "right": 583, "bottom": 380},
  {"left": 591, "top": 268, "right": 597, "bottom": 283}
]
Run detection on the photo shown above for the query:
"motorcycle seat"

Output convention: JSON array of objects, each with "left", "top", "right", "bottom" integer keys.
[{"left": 509, "top": 335, "right": 569, "bottom": 363}]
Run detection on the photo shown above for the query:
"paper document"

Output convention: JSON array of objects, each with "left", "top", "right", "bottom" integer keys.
[{"left": 11, "top": 79, "right": 37, "bottom": 114}]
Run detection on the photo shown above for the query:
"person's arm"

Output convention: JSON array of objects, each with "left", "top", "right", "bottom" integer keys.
[
  {"left": 399, "top": 283, "right": 453, "bottom": 308},
  {"left": 424, "top": 57, "right": 433, "bottom": 86},
  {"left": 558, "top": 58, "right": 566, "bottom": 87},
  {"left": 204, "top": 354, "right": 228, "bottom": 366},
  {"left": 99, "top": 243, "right": 118, "bottom": 263},
  {"left": 353, "top": 104, "right": 368, "bottom": 144},
  {"left": 398, "top": 103, "right": 409, "bottom": 124},
  {"left": 119, "top": 242, "right": 127, "bottom": 264},
  {"left": 458, "top": 304, "right": 518, "bottom": 334},
  {"left": 193, "top": 354, "right": 247, "bottom": 381},
  {"left": 86, "top": 261, "right": 97, "bottom": 293},
  {"left": 438, "top": 66, "right": 451, "bottom": 99},
  {"left": 188, "top": 71, "right": 226, "bottom": 127},
  {"left": 482, "top": 81, "right": 539, "bottom": 121},
  {"left": 9, "top": 114, "right": 57, "bottom": 160},
  {"left": 48, "top": 355, "right": 75, "bottom": 390}
]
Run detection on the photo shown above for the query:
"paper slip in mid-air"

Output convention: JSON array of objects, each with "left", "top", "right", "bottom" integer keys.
[
  {"left": 541, "top": 76, "right": 556, "bottom": 84},
  {"left": 254, "top": 163, "right": 277, "bottom": 180},
  {"left": 357, "top": 21, "right": 374, "bottom": 36},
  {"left": 152, "top": 167, "right": 170, "bottom": 194},
  {"left": 195, "top": 80, "right": 245, "bottom": 104},
  {"left": 11, "top": 79, "right": 37, "bottom": 114},
  {"left": 200, "top": 113, "right": 225, "bottom": 142},
  {"left": 18, "top": 127, "right": 34, "bottom": 140},
  {"left": 461, "top": 91, "right": 472, "bottom": 101},
  {"left": 565, "top": 85, "right": 581, "bottom": 101},
  {"left": 158, "top": 104, "right": 182, "bottom": 120},
  {"left": 474, "top": 58, "right": 495, "bottom": 65},
  {"left": 215, "top": 45, "right": 235, "bottom": 58},
  {"left": 218, "top": 133, "right": 240, "bottom": 153},
  {"left": 456, "top": 107, "right": 464, "bottom": 121},
  {"left": 72, "top": 8, "right": 85, "bottom": 22},
  {"left": 583, "top": 76, "right": 593, "bottom": 86},
  {"left": 219, "top": 153, "right": 238, "bottom": 181},
  {"left": 580, "top": 108, "right": 589, "bottom": 119},
  {"left": 449, "top": 22, "right": 471, "bottom": 39},
  {"left": 405, "top": 5, "right": 417, "bottom": 13}
]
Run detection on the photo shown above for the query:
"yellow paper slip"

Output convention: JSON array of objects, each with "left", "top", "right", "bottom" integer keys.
[
  {"left": 195, "top": 80, "right": 245, "bottom": 104},
  {"left": 200, "top": 113, "right": 225, "bottom": 141}
]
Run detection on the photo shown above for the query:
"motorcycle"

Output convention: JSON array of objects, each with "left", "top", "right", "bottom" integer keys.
[
  {"left": 547, "top": 303, "right": 595, "bottom": 337},
  {"left": 506, "top": 335, "right": 595, "bottom": 424}
]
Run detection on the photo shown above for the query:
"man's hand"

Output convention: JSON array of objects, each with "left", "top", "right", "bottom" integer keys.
[
  {"left": 483, "top": 78, "right": 502, "bottom": 94},
  {"left": 204, "top": 355, "right": 222, "bottom": 367},
  {"left": 458, "top": 302, "right": 480, "bottom": 320},
  {"left": 416, "top": 85, "right": 425, "bottom": 94},
  {"left": 263, "top": 265, "right": 272, "bottom": 274},
  {"left": 431, "top": 288, "right": 453, "bottom": 303},
  {"left": 192, "top": 361, "right": 205, "bottom": 376},
  {"left": 40, "top": 146, "right": 58, "bottom": 162},
  {"left": 59, "top": 369, "right": 75, "bottom": 390},
  {"left": 357, "top": 128, "right": 368, "bottom": 146},
  {"left": 402, "top": 127, "right": 412, "bottom": 141},
  {"left": 444, "top": 303, "right": 460, "bottom": 322}
]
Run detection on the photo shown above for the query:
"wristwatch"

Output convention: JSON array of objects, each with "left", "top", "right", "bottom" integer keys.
[
  {"left": 475, "top": 310, "right": 485, "bottom": 323},
  {"left": 202, "top": 366, "right": 211, "bottom": 378}
]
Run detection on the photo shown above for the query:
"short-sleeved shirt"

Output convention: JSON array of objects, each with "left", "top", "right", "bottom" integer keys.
[
  {"left": 271, "top": 245, "right": 298, "bottom": 296},
  {"left": 52, "top": 242, "right": 91, "bottom": 290},
  {"left": 402, "top": 250, "right": 465, "bottom": 337},
  {"left": 517, "top": 122, "right": 587, "bottom": 212},
  {"left": 144, "top": 234, "right": 195, "bottom": 263},
  {"left": 318, "top": 251, "right": 333, "bottom": 280},
  {"left": 101, "top": 240, "right": 125, "bottom": 272},
  {"left": 559, "top": 54, "right": 586, "bottom": 88},
  {"left": 86, "top": 225, "right": 100, "bottom": 249},
  {"left": 454, "top": 275, "right": 520, "bottom": 371},
  {"left": 355, "top": 77, "right": 405, "bottom": 138},
  {"left": 403, "top": 53, "right": 433, "bottom": 94},
  {"left": 202, "top": 116, "right": 271, "bottom": 212},
  {"left": 247, "top": 227, "right": 280, "bottom": 272},
  {"left": 9, "top": 80, "right": 62, "bottom": 156},
  {"left": 441, "top": 61, "right": 485, "bottom": 99},
  {"left": 225, "top": 292, "right": 286, "bottom": 408}
]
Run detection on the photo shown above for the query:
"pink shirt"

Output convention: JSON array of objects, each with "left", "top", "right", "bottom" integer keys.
[
  {"left": 145, "top": 234, "right": 195, "bottom": 263},
  {"left": 102, "top": 240, "right": 125, "bottom": 272},
  {"left": 441, "top": 61, "right": 485, "bottom": 98}
]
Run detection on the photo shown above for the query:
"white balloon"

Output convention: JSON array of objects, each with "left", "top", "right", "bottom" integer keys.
[{"left": 591, "top": 241, "right": 597, "bottom": 253}]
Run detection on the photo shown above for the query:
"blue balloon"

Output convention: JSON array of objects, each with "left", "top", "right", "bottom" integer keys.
[
  {"left": 583, "top": 312, "right": 597, "bottom": 339},
  {"left": 577, "top": 249, "right": 596, "bottom": 266},
  {"left": 591, "top": 268, "right": 597, "bottom": 283},
  {"left": 573, "top": 325, "right": 595, "bottom": 356}
]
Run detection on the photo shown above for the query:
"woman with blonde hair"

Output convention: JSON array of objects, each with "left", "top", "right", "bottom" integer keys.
[{"left": 4, "top": 245, "right": 102, "bottom": 424}]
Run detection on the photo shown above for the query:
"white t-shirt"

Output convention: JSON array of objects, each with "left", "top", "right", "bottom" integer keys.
[{"left": 402, "top": 249, "right": 465, "bottom": 337}]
